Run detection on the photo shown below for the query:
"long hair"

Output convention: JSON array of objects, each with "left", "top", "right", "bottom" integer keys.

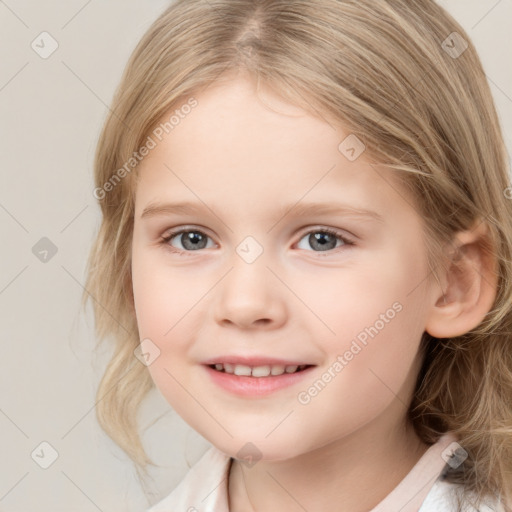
[{"left": 83, "top": 1, "right": 512, "bottom": 509}]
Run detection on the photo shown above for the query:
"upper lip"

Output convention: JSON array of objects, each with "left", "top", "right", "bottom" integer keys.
[{"left": 202, "top": 356, "right": 315, "bottom": 367}]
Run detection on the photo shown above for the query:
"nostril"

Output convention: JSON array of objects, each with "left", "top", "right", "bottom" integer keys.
[{"left": 247, "top": 318, "right": 272, "bottom": 327}]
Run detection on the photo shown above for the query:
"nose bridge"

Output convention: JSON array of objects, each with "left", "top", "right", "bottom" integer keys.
[
  {"left": 213, "top": 234, "right": 286, "bottom": 328},
  {"left": 225, "top": 234, "right": 272, "bottom": 303}
]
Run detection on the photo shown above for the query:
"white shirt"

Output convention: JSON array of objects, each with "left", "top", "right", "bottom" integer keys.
[{"left": 147, "top": 432, "right": 505, "bottom": 511}]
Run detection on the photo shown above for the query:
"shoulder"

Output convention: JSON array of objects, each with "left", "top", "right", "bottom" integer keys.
[
  {"left": 145, "top": 446, "right": 232, "bottom": 512},
  {"left": 420, "top": 479, "right": 507, "bottom": 512}
]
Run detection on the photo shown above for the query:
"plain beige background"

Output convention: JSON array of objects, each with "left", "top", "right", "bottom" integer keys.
[{"left": 1, "top": 1, "right": 511, "bottom": 511}]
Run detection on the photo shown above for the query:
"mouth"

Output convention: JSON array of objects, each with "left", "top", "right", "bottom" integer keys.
[
  {"left": 207, "top": 363, "right": 312, "bottom": 377},
  {"left": 203, "top": 360, "right": 316, "bottom": 396}
]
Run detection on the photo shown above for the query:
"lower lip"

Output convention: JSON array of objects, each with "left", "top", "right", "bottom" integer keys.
[{"left": 204, "top": 365, "right": 315, "bottom": 397}]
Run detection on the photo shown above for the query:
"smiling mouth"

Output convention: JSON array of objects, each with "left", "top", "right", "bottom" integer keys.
[{"left": 208, "top": 363, "right": 312, "bottom": 377}]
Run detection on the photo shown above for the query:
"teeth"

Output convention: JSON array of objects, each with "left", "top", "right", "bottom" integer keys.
[
  {"left": 271, "top": 365, "right": 285, "bottom": 375},
  {"left": 252, "top": 365, "right": 271, "bottom": 377},
  {"left": 233, "top": 365, "right": 252, "bottom": 376},
  {"left": 212, "top": 363, "right": 307, "bottom": 377}
]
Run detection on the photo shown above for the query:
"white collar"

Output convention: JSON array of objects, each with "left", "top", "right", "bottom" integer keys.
[{"left": 148, "top": 432, "right": 462, "bottom": 511}]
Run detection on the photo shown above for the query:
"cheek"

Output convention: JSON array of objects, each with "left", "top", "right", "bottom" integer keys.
[
  {"left": 298, "top": 247, "right": 427, "bottom": 350},
  {"left": 329, "top": 256, "right": 428, "bottom": 390},
  {"left": 131, "top": 248, "right": 199, "bottom": 344},
  {"left": 131, "top": 249, "right": 206, "bottom": 405},
  {"left": 292, "top": 310, "right": 424, "bottom": 451},
  {"left": 131, "top": 253, "right": 199, "bottom": 413},
  {"left": 293, "top": 251, "right": 428, "bottom": 426}
]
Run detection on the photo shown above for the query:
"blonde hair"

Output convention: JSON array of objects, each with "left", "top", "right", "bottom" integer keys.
[{"left": 83, "top": 0, "right": 512, "bottom": 509}]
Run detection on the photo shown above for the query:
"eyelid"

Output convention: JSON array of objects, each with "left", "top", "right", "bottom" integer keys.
[{"left": 297, "top": 226, "right": 355, "bottom": 245}]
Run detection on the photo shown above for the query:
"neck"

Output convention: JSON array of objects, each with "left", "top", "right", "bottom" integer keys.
[{"left": 228, "top": 404, "right": 429, "bottom": 512}]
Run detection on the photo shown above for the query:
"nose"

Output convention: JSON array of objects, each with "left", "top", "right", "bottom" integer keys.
[{"left": 213, "top": 250, "right": 288, "bottom": 330}]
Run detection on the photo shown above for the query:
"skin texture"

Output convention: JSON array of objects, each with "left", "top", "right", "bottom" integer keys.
[{"left": 130, "top": 72, "right": 497, "bottom": 511}]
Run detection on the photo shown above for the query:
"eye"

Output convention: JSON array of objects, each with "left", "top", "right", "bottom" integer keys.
[
  {"left": 160, "top": 228, "right": 215, "bottom": 254},
  {"left": 296, "top": 228, "right": 354, "bottom": 253},
  {"left": 160, "top": 226, "right": 355, "bottom": 255}
]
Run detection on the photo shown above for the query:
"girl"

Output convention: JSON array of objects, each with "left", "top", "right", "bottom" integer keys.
[{"left": 83, "top": 1, "right": 512, "bottom": 511}]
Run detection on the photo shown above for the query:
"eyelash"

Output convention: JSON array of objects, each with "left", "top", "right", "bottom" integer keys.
[{"left": 159, "top": 226, "right": 355, "bottom": 256}]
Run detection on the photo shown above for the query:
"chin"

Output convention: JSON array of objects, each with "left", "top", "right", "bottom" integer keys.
[{"left": 205, "top": 432, "right": 309, "bottom": 463}]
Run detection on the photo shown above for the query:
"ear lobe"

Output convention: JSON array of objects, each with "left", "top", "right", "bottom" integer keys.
[{"left": 425, "top": 218, "right": 498, "bottom": 339}]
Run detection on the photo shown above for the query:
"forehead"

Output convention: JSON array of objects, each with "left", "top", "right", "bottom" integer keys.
[{"left": 134, "top": 76, "right": 412, "bottom": 221}]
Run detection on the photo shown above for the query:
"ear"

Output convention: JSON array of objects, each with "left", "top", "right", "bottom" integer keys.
[{"left": 425, "top": 218, "right": 498, "bottom": 338}]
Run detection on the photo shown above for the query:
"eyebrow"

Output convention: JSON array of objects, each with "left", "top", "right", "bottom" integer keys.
[{"left": 140, "top": 200, "right": 384, "bottom": 223}]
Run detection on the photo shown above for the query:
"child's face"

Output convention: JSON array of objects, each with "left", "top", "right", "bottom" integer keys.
[{"left": 131, "top": 74, "right": 436, "bottom": 460}]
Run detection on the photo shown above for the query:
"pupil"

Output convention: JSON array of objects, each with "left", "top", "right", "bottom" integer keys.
[
  {"left": 183, "top": 231, "right": 206, "bottom": 250},
  {"left": 311, "top": 232, "right": 336, "bottom": 251}
]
